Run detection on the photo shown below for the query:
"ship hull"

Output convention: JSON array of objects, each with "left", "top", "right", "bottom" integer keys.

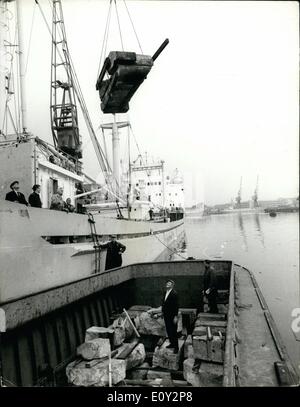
[{"left": 0, "top": 199, "right": 185, "bottom": 303}]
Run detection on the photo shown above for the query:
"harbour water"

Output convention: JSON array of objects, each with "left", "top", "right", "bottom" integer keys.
[{"left": 183, "top": 212, "right": 300, "bottom": 377}]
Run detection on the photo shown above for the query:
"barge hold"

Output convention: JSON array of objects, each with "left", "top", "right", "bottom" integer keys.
[{"left": 0, "top": 260, "right": 298, "bottom": 387}]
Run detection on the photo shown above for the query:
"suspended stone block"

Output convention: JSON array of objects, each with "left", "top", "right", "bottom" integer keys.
[
  {"left": 152, "top": 339, "right": 184, "bottom": 371},
  {"left": 77, "top": 338, "right": 111, "bottom": 361},
  {"left": 85, "top": 326, "right": 114, "bottom": 344},
  {"left": 66, "top": 358, "right": 126, "bottom": 387},
  {"left": 96, "top": 51, "right": 154, "bottom": 114}
]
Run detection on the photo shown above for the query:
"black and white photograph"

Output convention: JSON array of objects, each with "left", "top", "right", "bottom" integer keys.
[{"left": 0, "top": 0, "right": 299, "bottom": 393}]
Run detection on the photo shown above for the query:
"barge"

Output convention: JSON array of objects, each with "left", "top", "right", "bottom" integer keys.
[{"left": 0, "top": 260, "right": 298, "bottom": 387}]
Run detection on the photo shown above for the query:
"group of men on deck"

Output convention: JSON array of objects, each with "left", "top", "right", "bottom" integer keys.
[{"left": 5, "top": 180, "right": 75, "bottom": 212}]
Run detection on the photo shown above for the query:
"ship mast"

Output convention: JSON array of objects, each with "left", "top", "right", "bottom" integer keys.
[
  {"left": 101, "top": 118, "right": 130, "bottom": 197},
  {"left": 16, "top": 0, "right": 27, "bottom": 134}
]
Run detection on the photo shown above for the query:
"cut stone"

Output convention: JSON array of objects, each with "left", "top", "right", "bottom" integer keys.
[
  {"left": 136, "top": 312, "right": 166, "bottom": 336},
  {"left": 147, "top": 370, "right": 172, "bottom": 380},
  {"left": 207, "top": 336, "right": 224, "bottom": 363},
  {"left": 66, "top": 358, "right": 126, "bottom": 387},
  {"left": 183, "top": 358, "right": 195, "bottom": 380},
  {"left": 198, "top": 361, "right": 223, "bottom": 386},
  {"left": 77, "top": 338, "right": 111, "bottom": 360},
  {"left": 126, "top": 343, "right": 146, "bottom": 370},
  {"left": 196, "top": 312, "right": 226, "bottom": 321},
  {"left": 112, "top": 314, "right": 134, "bottom": 340},
  {"left": 108, "top": 324, "right": 126, "bottom": 347},
  {"left": 195, "top": 319, "right": 227, "bottom": 328},
  {"left": 136, "top": 311, "right": 182, "bottom": 337},
  {"left": 152, "top": 339, "right": 184, "bottom": 371},
  {"left": 85, "top": 326, "right": 114, "bottom": 343},
  {"left": 127, "top": 362, "right": 150, "bottom": 380},
  {"left": 193, "top": 335, "right": 209, "bottom": 361},
  {"left": 184, "top": 336, "right": 194, "bottom": 359}
]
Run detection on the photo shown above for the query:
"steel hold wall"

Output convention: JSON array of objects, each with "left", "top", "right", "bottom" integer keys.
[{"left": 1, "top": 283, "right": 133, "bottom": 386}]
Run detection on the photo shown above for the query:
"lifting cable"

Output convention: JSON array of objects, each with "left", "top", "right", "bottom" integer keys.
[
  {"left": 97, "top": 0, "right": 144, "bottom": 77},
  {"left": 97, "top": 0, "right": 113, "bottom": 78},
  {"left": 24, "top": 2, "right": 36, "bottom": 76},
  {"left": 122, "top": 0, "right": 143, "bottom": 54},
  {"left": 114, "top": 0, "right": 124, "bottom": 51}
]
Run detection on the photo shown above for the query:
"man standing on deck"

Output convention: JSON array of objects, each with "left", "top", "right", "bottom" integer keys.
[
  {"left": 5, "top": 181, "right": 28, "bottom": 205},
  {"left": 28, "top": 184, "right": 42, "bottom": 208},
  {"left": 100, "top": 235, "right": 126, "bottom": 271},
  {"left": 203, "top": 260, "right": 219, "bottom": 313}
]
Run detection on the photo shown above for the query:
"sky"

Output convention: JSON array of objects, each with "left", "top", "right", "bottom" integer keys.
[{"left": 5, "top": 0, "right": 300, "bottom": 205}]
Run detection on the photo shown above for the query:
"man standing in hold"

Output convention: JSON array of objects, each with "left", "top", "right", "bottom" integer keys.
[
  {"left": 100, "top": 235, "right": 126, "bottom": 271},
  {"left": 203, "top": 260, "right": 219, "bottom": 313},
  {"left": 148, "top": 279, "right": 179, "bottom": 353}
]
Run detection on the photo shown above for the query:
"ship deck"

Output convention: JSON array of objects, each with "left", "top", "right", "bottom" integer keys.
[{"left": 233, "top": 264, "right": 297, "bottom": 386}]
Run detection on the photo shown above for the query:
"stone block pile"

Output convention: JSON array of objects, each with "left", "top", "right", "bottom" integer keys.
[{"left": 66, "top": 305, "right": 228, "bottom": 387}]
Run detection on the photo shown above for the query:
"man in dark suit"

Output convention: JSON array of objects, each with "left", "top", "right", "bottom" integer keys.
[
  {"left": 100, "top": 235, "right": 126, "bottom": 271},
  {"left": 148, "top": 279, "right": 179, "bottom": 353},
  {"left": 203, "top": 260, "right": 219, "bottom": 313},
  {"left": 162, "top": 279, "right": 179, "bottom": 353},
  {"left": 28, "top": 184, "right": 42, "bottom": 208},
  {"left": 5, "top": 181, "right": 28, "bottom": 205}
]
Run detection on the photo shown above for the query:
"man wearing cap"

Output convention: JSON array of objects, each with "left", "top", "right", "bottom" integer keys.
[
  {"left": 100, "top": 235, "right": 126, "bottom": 271},
  {"left": 5, "top": 181, "right": 28, "bottom": 205}
]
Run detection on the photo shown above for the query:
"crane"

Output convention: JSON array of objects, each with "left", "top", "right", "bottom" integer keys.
[{"left": 50, "top": 0, "right": 82, "bottom": 160}]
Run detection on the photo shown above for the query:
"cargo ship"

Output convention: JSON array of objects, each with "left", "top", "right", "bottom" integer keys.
[{"left": 0, "top": 0, "right": 185, "bottom": 305}]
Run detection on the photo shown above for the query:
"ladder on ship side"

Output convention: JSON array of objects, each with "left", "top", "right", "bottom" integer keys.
[{"left": 88, "top": 213, "right": 101, "bottom": 274}]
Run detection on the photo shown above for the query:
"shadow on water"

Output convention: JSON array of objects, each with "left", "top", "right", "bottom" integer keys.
[
  {"left": 237, "top": 213, "right": 248, "bottom": 251},
  {"left": 254, "top": 213, "right": 265, "bottom": 248}
]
